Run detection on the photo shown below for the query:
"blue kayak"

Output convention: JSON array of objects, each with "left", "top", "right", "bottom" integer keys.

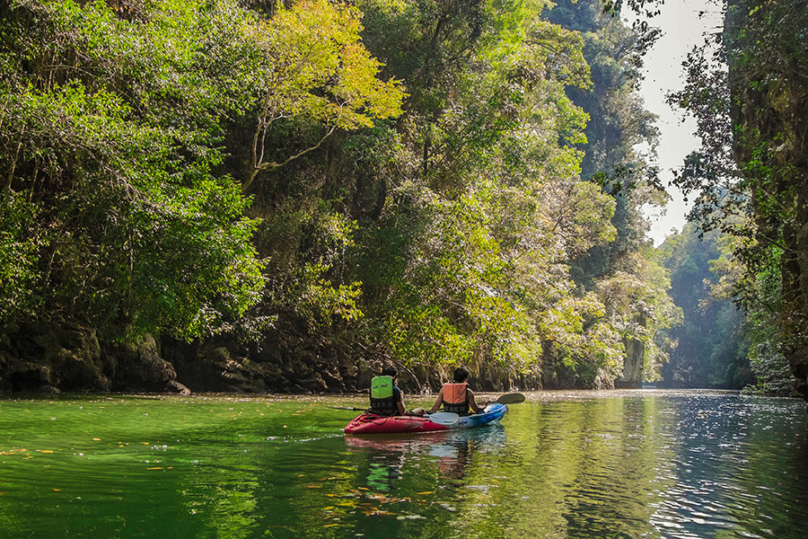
[{"left": 454, "top": 403, "right": 507, "bottom": 428}]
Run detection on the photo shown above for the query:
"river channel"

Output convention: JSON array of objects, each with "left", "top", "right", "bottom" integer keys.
[{"left": 1, "top": 390, "right": 807, "bottom": 538}]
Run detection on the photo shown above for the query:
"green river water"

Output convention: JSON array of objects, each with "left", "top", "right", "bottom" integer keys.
[{"left": 1, "top": 390, "right": 807, "bottom": 538}]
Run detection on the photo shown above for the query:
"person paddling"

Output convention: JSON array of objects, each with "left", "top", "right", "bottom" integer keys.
[
  {"left": 429, "top": 366, "right": 487, "bottom": 417},
  {"left": 369, "top": 366, "right": 406, "bottom": 417}
]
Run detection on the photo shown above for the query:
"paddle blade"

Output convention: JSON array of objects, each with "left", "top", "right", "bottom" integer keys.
[
  {"left": 428, "top": 412, "right": 459, "bottom": 426},
  {"left": 496, "top": 393, "right": 526, "bottom": 405}
]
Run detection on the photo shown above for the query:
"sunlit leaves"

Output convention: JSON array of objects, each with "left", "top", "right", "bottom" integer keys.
[
  {"left": 1, "top": 0, "right": 677, "bottom": 386},
  {"left": 350, "top": 0, "right": 629, "bottom": 376},
  {"left": 243, "top": 0, "right": 405, "bottom": 190},
  {"left": 539, "top": 292, "right": 624, "bottom": 375}
]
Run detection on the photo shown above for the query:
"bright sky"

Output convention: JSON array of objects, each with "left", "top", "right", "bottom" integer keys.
[{"left": 629, "top": 0, "right": 724, "bottom": 246}]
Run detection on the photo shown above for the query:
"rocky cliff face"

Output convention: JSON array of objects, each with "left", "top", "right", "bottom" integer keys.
[
  {"left": 0, "top": 322, "right": 189, "bottom": 395},
  {"left": 617, "top": 338, "right": 644, "bottom": 389},
  {"left": 0, "top": 321, "right": 543, "bottom": 395}
]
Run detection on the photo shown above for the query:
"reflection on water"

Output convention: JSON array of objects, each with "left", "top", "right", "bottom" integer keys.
[
  {"left": 645, "top": 396, "right": 808, "bottom": 538},
  {"left": 0, "top": 391, "right": 807, "bottom": 538},
  {"left": 346, "top": 427, "right": 507, "bottom": 491}
]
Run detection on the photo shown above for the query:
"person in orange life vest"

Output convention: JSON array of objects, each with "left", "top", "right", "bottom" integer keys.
[
  {"left": 369, "top": 365, "right": 406, "bottom": 417},
  {"left": 428, "top": 367, "right": 487, "bottom": 416}
]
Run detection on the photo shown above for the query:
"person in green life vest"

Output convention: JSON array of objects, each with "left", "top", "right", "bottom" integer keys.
[
  {"left": 429, "top": 366, "right": 487, "bottom": 416},
  {"left": 369, "top": 366, "right": 406, "bottom": 417}
]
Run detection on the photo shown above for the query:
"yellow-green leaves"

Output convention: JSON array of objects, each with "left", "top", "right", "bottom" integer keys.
[{"left": 244, "top": 0, "right": 405, "bottom": 190}]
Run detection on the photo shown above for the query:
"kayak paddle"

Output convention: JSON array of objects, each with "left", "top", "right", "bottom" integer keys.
[
  {"left": 328, "top": 406, "right": 368, "bottom": 411},
  {"left": 427, "top": 411, "right": 459, "bottom": 426},
  {"left": 491, "top": 392, "right": 525, "bottom": 405}
]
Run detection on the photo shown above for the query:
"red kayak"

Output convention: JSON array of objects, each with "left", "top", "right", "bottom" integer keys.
[
  {"left": 343, "top": 404, "right": 508, "bottom": 435},
  {"left": 344, "top": 414, "right": 450, "bottom": 434}
]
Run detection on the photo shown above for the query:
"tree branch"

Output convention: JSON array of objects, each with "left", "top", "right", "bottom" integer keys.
[{"left": 242, "top": 122, "right": 339, "bottom": 193}]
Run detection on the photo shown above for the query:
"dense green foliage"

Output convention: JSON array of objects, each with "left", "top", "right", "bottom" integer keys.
[
  {"left": 0, "top": 0, "right": 269, "bottom": 339},
  {"left": 666, "top": 0, "right": 807, "bottom": 396},
  {"left": 0, "top": 0, "right": 678, "bottom": 391},
  {"left": 657, "top": 224, "right": 754, "bottom": 389},
  {"left": 546, "top": 0, "right": 677, "bottom": 384}
]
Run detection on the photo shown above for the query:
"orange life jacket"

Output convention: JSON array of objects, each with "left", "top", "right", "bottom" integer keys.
[{"left": 443, "top": 383, "right": 469, "bottom": 415}]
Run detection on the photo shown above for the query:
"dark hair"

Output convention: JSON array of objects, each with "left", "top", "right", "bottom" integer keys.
[
  {"left": 381, "top": 365, "right": 398, "bottom": 378},
  {"left": 453, "top": 367, "right": 470, "bottom": 382}
]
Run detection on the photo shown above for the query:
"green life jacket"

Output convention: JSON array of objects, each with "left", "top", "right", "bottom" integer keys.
[{"left": 369, "top": 375, "right": 398, "bottom": 416}]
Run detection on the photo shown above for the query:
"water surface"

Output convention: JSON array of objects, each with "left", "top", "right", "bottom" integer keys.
[{"left": 1, "top": 390, "right": 806, "bottom": 538}]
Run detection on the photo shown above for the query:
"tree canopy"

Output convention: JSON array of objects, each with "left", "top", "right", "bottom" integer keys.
[{"left": 0, "top": 0, "right": 695, "bottom": 393}]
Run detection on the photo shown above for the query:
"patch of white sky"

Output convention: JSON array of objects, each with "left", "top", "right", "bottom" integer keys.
[{"left": 626, "top": 0, "right": 724, "bottom": 246}]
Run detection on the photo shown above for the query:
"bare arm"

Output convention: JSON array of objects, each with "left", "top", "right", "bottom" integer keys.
[
  {"left": 429, "top": 387, "right": 445, "bottom": 413},
  {"left": 396, "top": 390, "right": 406, "bottom": 416},
  {"left": 468, "top": 389, "right": 488, "bottom": 414}
]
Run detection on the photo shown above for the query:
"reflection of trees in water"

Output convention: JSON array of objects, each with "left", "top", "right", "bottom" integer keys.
[
  {"left": 445, "top": 398, "right": 671, "bottom": 538},
  {"left": 367, "top": 455, "right": 404, "bottom": 492},
  {"left": 257, "top": 396, "right": 808, "bottom": 539},
  {"left": 649, "top": 395, "right": 808, "bottom": 538},
  {"left": 179, "top": 443, "right": 270, "bottom": 539}
]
